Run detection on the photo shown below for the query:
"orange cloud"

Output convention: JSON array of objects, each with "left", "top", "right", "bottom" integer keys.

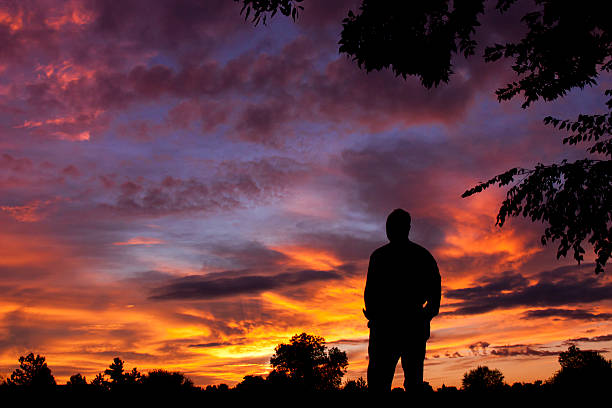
[
  {"left": 35, "top": 61, "right": 96, "bottom": 88},
  {"left": 54, "top": 130, "right": 90, "bottom": 141},
  {"left": 272, "top": 245, "right": 342, "bottom": 270},
  {"left": 0, "top": 198, "right": 61, "bottom": 222},
  {"left": 45, "top": 2, "right": 94, "bottom": 30},
  {"left": 0, "top": 9, "right": 23, "bottom": 31},
  {"left": 113, "top": 237, "right": 165, "bottom": 246},
  {"left": 435, "top": 191, "right": 542, "bottom": 279}
]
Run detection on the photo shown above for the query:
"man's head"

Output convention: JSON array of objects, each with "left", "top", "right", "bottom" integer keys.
[{"left": 386, "top": 209, "right": 411, "bottom": 242}]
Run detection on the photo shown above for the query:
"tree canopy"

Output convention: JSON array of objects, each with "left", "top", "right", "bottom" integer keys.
[
  {"left": 462, "top": 366, "right": 505, "bottom": 392},
  {"left": 548, "top": 345, "right": 612, "bottom": 390},
  {"left": 6, "top": 353, "right": 56, "bottom": 388},
  {"left": 140, "top": 369, "right": 195, "bottom": 391},
  {"left": 101, "top": 357, "right": 141, "bottom": 390},
  {"left": 66, "top": 373, "right": 88, "bottom": 387},
  {"left": 236, "top": 0, "right": 612, "bottom": 274},
  {"left": 269, "top": 332, "right": 348, "bottom": 390}
]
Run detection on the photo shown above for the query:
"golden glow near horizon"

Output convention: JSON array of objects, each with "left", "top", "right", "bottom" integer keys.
[{"left": 1, "top": 222, "right": 610, "bottom": 388}]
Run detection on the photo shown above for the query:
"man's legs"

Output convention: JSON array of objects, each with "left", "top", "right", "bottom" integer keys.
[
  {"left": 400, "top": 339, "right": 427, "bottom": 393},
  {"left": 367, "top": 327, "right": 400, "bottom": 391}
]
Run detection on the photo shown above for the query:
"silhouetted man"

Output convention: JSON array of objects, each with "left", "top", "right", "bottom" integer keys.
[{"left": 364, "top": 209, "right": 441, "bottom": 392}]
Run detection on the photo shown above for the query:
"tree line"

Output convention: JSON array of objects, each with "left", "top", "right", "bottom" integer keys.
[{"left": 0, "top": 333, "right": 610, "bottom": 394}]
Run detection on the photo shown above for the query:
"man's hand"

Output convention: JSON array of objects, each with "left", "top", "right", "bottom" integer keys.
[
  {"left": 423, "top": 317, "right": 431, "bottom": 341},
  {"left": 423, "top": 307, "right": 435, "bottom": 322}
]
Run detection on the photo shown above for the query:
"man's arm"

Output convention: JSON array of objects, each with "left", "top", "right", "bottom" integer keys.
[
  {"left": 423, "top": 255, "right": 441, "bottom": 320},
  {"left": 363, "top": 253, "right": 375, "bottom": 321}
]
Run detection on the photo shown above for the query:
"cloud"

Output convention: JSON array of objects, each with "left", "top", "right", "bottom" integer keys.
[
  {"left": 444, "top": 264, "right": 612, "bottom": 315},
  {"left": 292, "top": 231, "right": 381, "bottom": 263},
  {"left": 468, "top": 341, "right": 490, "bottom": 356},
  {"left": 327, "top": 338, "right": 369, "bottom": 346},
  {"left": 112, "top": 237, "right": 165, "bottom": 246},
  {"left": 464, "top": 341, "right": 560, "bottom": 358},
  {"left": 0, "top": 197, "right": 62, "bottom": 222},
  {"left": 100, "top": 157, "right": 307, "bottom": 216},
  {"left": 188, "top": 341, "right": 241, "bottom": 348},
  {"left": 522, "top": 308, "right": 612, "bottom": 321},
  {"left": 7, "top": 17, "right": 513, "bottom": 146},
  {"left": 205, "top": 241, "right": 290, "bottom": 270},
  {"left": 566, "top": 334, "right": 612, "bottom": 343},
  {"left": 149, "top": 269, "right": 342, "bottom": 301},
  {"left": 489, "top": 345, "right": 559, "bottom": 357},
  {"left": 0, "top": 154, "right": 33, "bottom": 172},
  {"left": 446, "top": 271, "right": 530, "bottom": 299}
]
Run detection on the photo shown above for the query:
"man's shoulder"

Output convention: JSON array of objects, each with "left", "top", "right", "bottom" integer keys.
[
  {"left": 403, "top": 240, "right": 437, "bottom": 265},
  {"left": 370, "top": 241, "right": 435, "bottom": 259},
  {"left": 409, "top": 240, "right": 433, "bottom": 256},
  {"left": 370, "top": 243, "right": 392, "bottom": 258}
]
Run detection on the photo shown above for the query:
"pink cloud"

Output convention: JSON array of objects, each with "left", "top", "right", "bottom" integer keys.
[{"left": 0, "top": 197, "right": 63, "bottom": 222}]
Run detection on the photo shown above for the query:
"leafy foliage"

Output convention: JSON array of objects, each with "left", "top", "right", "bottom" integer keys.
[
  {"left": 342, "top": 376, "right": 368, "bottom": 392},
  {"left": 235, "top": 0, "right": 304, "bottom": 26},
  {"left": 6, "top": 353, "right": 56, "bottom": 388},
  {"left": 545, "top": 90, "right": 612, "bottom": 156},
  {"left": 269, "top": 332, "right": 348, "bottom": 391},
  {"left": 339, "top": 1, "right": 485, "bottom": 89},
  {"left": 462, "top": 366, "right": 506, "bottom": 392},
  {"left": 484, "top": 1, "right": 611, "bottom": 108}
]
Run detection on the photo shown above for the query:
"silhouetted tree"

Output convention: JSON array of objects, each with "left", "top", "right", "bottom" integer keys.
[
  {"left": 205, "top": 383, "right": 229, "bottom": 392},
  {"left": 125, "top": 367, "right": 142, "bottom": 385},
  {"left": 510, "top": 380, "right": 544, "bottom": 393},
  {"left": 236, "top": 1, "right": 612, "bottom": 274},
  {"left": 462, "top": 366, "right": 506, "bottom": 392},
  {"left": 140, "top": 369, "right": 195, "bottom": 392},
  {"left": 235, "top": 375, "right": 268, "bottom": 392},
  {"left": 436, "top": 384, "right": 459, "bottom": 393},
  {"left": 548, "top": 345, "right": 612, "bottom": 390},
  {"left": 269, "top": 333, "right": 348, "bottom": 391},
  {"left": 236, "top": 0, "right": 303, "bottom": 26},
  {"left": 104, "top": 358, "right": 126, "bottom": 385},
  {"left": 318, "top": 345, "right": 350, "bottom": 390},
  {"left": 66, "top": 373, "right": 88, "bottom": 389},
  {"left": 342, "top": 377, "right": 367, "bottom": 392},
  {"left": 90, "top": 372, "right": 110, "bottom": 391},
  {"left": 266, "top": 369, "right": 292, "bottom": 390},
  {"left": 6, "top": 353, "right": 56, "bottom": 388},
  {"left": 103, "top": 357, "right": 141, "bottom": 390}
]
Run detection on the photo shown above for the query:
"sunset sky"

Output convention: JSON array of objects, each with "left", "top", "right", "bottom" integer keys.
[{"left": 1, "top": 0, "right": 610, "bottom": 389}]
